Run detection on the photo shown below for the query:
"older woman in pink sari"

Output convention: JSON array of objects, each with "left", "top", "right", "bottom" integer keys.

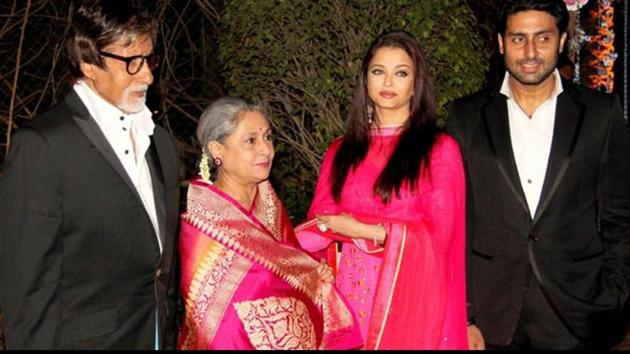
[
  {"left": 296, "top": 31, "right": 468, "bottom": 349},
  {"left": 177, "top": 98, "right": 361, "bottom": 350}
]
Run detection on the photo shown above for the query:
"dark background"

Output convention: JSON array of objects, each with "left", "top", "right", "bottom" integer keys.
[{"left": 0, "top": 0, "right": 628, "bottom": 349}]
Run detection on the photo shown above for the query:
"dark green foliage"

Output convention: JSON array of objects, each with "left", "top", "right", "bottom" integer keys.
[{"left": 219, "top": 0, "right": 489, "bottom": 222}]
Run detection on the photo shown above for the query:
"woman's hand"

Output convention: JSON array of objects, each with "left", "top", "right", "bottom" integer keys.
[
  {"left": 316, "top": 259, "right": 334, "bottom": 283},
  {"left": 315, "top": 213, "right": 386, "bottom": 244},
  {"left": 315, "top": 213, "right": 359, "bottom": 237}
]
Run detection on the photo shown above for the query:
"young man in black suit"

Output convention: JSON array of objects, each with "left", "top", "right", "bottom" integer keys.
[
  {"left": 0, "top": 0, "right": 181, "bottom": 349},
  {"left": 447, "top": 0, "right": 630, "bottom": 349}
]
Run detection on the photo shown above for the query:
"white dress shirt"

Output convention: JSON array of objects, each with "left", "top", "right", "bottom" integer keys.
[
  {"left": 73, "top": 80, "right": 163, "bottom": 253},
  {"left": 500, "top": 70, "right": 564, "bottom": 218}
]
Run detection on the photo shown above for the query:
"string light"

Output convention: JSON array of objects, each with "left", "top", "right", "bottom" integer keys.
[
  {"left": 564, "top": 0, "right": 589, "bottom": 84},
  {"left": 585, "top": 0, "right": 616, "bottom": 93}
]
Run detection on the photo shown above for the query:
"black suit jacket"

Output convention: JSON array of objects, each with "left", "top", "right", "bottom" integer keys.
[
  {"left": 446, "top": 81, "right": 630, "bottom": 346},
  {"left": 0, "top": 90, "right": 181, "bottom": 349}
]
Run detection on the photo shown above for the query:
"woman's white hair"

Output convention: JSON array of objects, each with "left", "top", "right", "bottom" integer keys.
[{"left": 196, "top": 97, "right": 266, "bottom": 159}]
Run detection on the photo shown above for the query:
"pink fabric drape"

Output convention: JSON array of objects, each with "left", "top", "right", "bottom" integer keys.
[
  {"left": 297, "top": 127, "right": 468, "bottom": 349},
  {"left": 178, "top": 179, "right": 362, "bottom": 350}
]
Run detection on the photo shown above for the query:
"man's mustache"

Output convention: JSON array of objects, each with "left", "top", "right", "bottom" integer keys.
[{"left": 129, "top": 85, "right": 149, "bottom": 93}]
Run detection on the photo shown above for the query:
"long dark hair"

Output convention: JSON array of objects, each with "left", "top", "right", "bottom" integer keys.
[{"left": 330, "top": 30, "right": 439, "bottom": 203}]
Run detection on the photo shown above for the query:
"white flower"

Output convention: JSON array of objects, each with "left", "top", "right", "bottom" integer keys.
[{"left": 564, "top": 0, "right": 589, "bottom": 11}]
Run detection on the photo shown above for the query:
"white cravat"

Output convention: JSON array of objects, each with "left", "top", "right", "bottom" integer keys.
[
  {"left": 73, "top": 80, "right": 163, "bottom": 253},
  {"left": 500, "top": 70, "right": 563, "bottom": 217}
]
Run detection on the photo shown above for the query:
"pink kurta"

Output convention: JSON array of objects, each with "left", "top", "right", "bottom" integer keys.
[{"left": 298, "top": 127, "right": 468, "bottom": 349}]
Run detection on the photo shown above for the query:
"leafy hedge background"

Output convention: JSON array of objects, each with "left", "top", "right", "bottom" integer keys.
[{"left": 219, "top": 0, "right": 488, "bottom": 220}]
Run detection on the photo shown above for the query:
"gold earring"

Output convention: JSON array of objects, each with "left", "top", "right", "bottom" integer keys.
[{"left": 367, "top": 102, "right": 374, "bottom": 124}]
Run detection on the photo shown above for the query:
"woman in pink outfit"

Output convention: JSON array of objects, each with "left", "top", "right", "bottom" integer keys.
[
  {"left": 177, "top": 98, "right": 361, "bottom": 350},
  {"left": 296, "top": 31, "right": 468, "bottom": 349}
]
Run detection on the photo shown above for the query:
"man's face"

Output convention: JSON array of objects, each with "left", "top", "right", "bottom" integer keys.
[
  {"left": 82, "top": 35, "right": 154, "bottom": 114},
  {"left": 498, "top": 10, "right": 567, "bottom": 86}
]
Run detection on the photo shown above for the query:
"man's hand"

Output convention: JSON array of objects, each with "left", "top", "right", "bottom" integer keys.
[{"left": 468, "top": 324, "right": 485, "bottom": 350}]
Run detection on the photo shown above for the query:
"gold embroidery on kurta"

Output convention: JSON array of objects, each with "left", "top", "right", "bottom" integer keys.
[{"left": 234, "top": 296, "right": 317, "bottom": 350}]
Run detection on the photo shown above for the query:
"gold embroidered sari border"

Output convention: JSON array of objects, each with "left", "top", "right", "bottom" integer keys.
[
  {"left": 183, "top": 210, "right": 324, "bottom": 307},
  {"left": 180, "top": 242, "right": 252, "bottom": 349}
]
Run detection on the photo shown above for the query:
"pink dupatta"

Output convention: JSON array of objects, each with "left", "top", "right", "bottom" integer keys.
[
  {"left": 297, "top": 128, "right": 468, "bottom": 349},
  {"left": 178, "top": 178, "right": 361, "bottom": 350}
]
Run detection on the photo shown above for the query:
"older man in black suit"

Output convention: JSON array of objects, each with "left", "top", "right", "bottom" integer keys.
[
  {"left": 0, "top": 0, "right": 180, "bottom": 349},
  {"left": 447, "top": 0, "right": 630, "bottom": 350}
]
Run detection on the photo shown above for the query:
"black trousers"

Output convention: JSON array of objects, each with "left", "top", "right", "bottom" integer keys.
[{"left": 488, "top": 267, "right": 590, "bottom": 350}]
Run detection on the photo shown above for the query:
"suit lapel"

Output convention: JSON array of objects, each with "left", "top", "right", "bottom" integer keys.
[
  {"left": 532, "top": 90, "right": 585, "bottom": 224},
  {"left": 481, "top": 93, "right": 531, "bottom": 218},
  {"left": 147, "top": 134, "right": 168, "bottom": 249},
  {"left": 66, "top": 91, "right": 143, "bottom": 203}
]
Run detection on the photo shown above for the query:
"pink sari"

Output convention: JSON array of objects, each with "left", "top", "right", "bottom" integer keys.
[
  {"left": 177, "top": 178, "right": 362, "bottom": 350},
  {"left": 297, "top": 127, "right": 468, "bottom": 349}
]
